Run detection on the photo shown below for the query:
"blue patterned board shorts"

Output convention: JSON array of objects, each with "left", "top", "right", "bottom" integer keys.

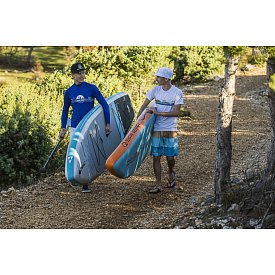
[{"left": 150, "top": 131, "right": 178, "bottom": 157}]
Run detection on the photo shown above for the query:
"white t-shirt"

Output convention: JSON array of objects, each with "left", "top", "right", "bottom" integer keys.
[{"left": 146, "top": 85, "right": 184, "bottom": 131}]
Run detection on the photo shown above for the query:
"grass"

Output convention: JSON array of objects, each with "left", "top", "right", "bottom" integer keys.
[
  {"left": 0, "top": 46, "right": 68, "bottom": 84},
  {"left": 31, "top": 46, "right": 67, "bottom": 71},
  {"left": 0, "top": 70, "right": 34, "bottom": 85}
]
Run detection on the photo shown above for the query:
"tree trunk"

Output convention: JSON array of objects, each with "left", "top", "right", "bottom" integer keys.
[
  {"left": 26, "top": 47, "right": 34, "bottom": 65},
  {"left": 214, "top": 47, "right": 239, "bottom": 203}
]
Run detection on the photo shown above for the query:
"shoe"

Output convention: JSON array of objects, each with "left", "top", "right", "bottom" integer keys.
[
  {"left": 82, "top": 185, "right": 91, "bottom": 193},
  {"left": 149, "top": 186, "right": 162, "bottom": 193},
  {"left": 167, "top": 171, "right": 176, "bottom": 188}
]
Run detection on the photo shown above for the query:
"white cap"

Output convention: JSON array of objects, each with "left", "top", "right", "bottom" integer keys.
[{"left": 155, "top": 67, "right": 173, "bottom": 79}]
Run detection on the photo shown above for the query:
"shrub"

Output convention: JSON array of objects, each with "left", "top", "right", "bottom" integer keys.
[
  {"left": 170, "top": 46, "right": 224, "bottom": 82},
  {"left": 0, "top": 83, "right": 67, "bottom": 189},
  {"left": 248, "top": 54, "right": 267, "bottom": 65},
  {"left": 71, "top": 46, "right": 174, "bottom": 107}
]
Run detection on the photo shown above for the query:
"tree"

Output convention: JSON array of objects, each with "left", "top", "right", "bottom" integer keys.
[
  {"left": 236, "top": 47, "right": 275, "bottom": 222},
  {"left": 261, "top": 48, "right": 275, "bottom": 189},
  {"left": 214, "top": 46, "right": 246, "bottom": 203},
  {"left": 26, "top": 46, "right": 34, "bottom": 65}
]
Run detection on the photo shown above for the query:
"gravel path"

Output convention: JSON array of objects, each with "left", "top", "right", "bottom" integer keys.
[{"left": 0, "top": 67, "right": 270, "bottom": 228}]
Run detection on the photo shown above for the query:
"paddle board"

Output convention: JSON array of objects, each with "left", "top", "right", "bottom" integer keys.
[
  {"left": 65, "top": 92, "right": 134, "bottom": 185},
  {"left": 106, "top": 106, "right": 155, "bottom": 178}
]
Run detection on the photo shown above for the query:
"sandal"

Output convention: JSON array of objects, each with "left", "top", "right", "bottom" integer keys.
[
  {"left": 149, "top": 186, "right": 162, "bottom": 193},
  {"left": 167, "top": 171, "right": 176, "bottom": 188}
]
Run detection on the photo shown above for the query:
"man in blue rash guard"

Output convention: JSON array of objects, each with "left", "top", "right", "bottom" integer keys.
[{"left": 59, "top": 62, "right": 111, "bottom": 193}]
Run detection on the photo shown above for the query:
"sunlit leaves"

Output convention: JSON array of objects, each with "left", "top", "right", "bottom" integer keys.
[{"left": 269, "top": 74, "right": 275, "bottom": 92}]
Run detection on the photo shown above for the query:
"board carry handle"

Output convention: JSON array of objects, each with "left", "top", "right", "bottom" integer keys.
[{"left": 139, "top": 107, "right": 154, "bottom": 120}]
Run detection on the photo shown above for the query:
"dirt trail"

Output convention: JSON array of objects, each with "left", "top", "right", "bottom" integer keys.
[{"left": 0, "top": 67, "right": 270, "bottom": 228}]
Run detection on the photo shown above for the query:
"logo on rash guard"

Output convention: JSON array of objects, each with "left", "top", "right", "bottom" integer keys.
[{"left": 76, "top": 95, "right": 85, "bottom": 103}]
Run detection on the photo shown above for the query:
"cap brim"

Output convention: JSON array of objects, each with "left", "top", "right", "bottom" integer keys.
[{"left": 72, "top": 69, "right": 85, "bottom": 73}]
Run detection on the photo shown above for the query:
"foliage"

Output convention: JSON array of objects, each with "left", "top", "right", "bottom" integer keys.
[
  {"left": 72, "top": 46, "right": 172, "bottom": 79},
  {"left": 31, "top": 46, "right": 67, "bottom": 71},
  {"left": 269, "top": 74, "right": 275, "bottom": 92},
  {"left": 0, "top": 46, "right": 66, "bottom": 71},
  {"left": 169, "top": 46, "right": 224, "bottom": 82},
  {"left": 0, "top": 47, "right": 29, "bottom": 69},
  {"left": 0, "top": 83, "right": 67, "bottom": 188},
  {"left": 39, "top": 46, "right": 174, "bottom": 112},
  {"left": 226, "top": 46, "right": 246, "bottom": 57},
  {"left": 36, "top": 70, "right": 72, "bottom": 95},
  {"left": 266, "top": 47, "right": 275, "bottom": 58},
  {"left": 244, "top": 47, "right": 267, "bottom": 65},
  {"left": 249, "top": 54, "right": 267, "bottom": 65},
  {"left": 75, "top": 46, "right": 176, "bottom": 110},
  {"left": 267, "top": 47, "right": 275, "bottom": 92}
]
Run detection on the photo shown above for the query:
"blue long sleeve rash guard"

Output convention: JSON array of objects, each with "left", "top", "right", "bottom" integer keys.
[{"left": 61, "top": 82, "right": 110, "bottom": 129}]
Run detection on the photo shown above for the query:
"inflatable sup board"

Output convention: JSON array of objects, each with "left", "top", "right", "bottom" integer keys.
[
  {"left": 65, "top": 92, "right": 134, "bottom": 185},
  {"left": 106, "top": 106, "right": 155, "bottom": 178}
]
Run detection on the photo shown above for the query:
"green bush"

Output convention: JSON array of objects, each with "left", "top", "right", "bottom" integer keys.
[
  {"left": 269, "top": 74, "right": 275, "bottom": 92},
  {"left": 170, "top": 46, "right": 224, "bottom": 82},
  {"left": 0, "top": 83, "right": 67, "bottom": 189},
  {"left": 39, "top": 46, "right": 174, "bottom": 113},
  {"left": 72, "top": 46, "right": 174, "bottom": 108},
  {"left": 248, "top": 54, "right": 267, "bottom": 65}
]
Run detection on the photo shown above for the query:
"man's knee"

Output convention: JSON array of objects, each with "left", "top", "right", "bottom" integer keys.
[
  {"left": 166, "top": 156, "right": 175, "bottom": 166},
  {"left": 153, "top": 156, "right": 161, "bottom": 163},
  {"left": 166, "top": 156, "right": 175, "bottom": 162}
]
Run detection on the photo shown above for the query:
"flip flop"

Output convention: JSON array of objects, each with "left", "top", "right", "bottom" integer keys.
[
  {"left": 149, "top": 186, "right": 162, "bottom": 193},
  {"left": 167, "top": 171, "right": 176, "bottom": 188}
]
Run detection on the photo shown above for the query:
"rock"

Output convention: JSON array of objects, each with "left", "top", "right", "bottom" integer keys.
[
  {"left": 249, "top": 218, "right": 260, "bottom": 227},
  {"left": 243, "top": 64, "right": 256, "bottom": 71},
  {"left": 190, "top": 196, "right": 198, "bottom": 204},
  {"left": 195, "top": 219, "right": 202, "bottom": 226},
  {"left": 213, "top": 76, "right": 221, "bottom": 81},
  {"left": 227, "top": 203, "right": 240, "bottom": 212},
  {"left": 8, "top": 187, "right": 16, "bottom": 194},
  {"left": 245, "top": 169, "right": 254, "bottom": 181},
  {"left": 258, "top": 88, "right": 269, "bottom": 97},
  {"left": 222, "top": 226, "right": 233, "bottom": 229},
  {"left": 264, "top": 214, "right": 275, "bottom": 225}
]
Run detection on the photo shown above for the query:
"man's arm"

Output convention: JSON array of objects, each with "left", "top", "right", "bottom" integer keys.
[
  {"left": 59, "top": 92, "right": 70, "bottom": 139},
  {"left": 154, "top": 104, "right": 182, "bottom": 117},
  {"left": 137, "top": 98, "right": 151, "bottom": 118}
]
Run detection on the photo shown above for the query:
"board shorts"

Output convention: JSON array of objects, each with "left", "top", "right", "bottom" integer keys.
[{"left": 150, "top": 131, "right": 178, "bottom": 157}]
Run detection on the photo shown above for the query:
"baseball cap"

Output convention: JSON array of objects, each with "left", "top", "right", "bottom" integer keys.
[
  {"left": 71, "top": 62, "right": 85, "bottom": 73},
  {"left": 155, "top": 67, "right": 173, "bottom": 79}
]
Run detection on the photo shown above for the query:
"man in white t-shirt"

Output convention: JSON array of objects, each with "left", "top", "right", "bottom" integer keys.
[{"left": 137, "top": 67, "right": 184, "bottom": 193}]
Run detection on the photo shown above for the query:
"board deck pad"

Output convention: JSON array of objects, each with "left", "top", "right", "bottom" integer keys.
[{"left": 65, "top": 92, "right": 134, "bottom": 185}]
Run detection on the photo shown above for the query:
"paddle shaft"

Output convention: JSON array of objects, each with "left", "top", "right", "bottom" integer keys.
[{"left": 42, "top": 138, "right": 62, "bottom": 170}]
